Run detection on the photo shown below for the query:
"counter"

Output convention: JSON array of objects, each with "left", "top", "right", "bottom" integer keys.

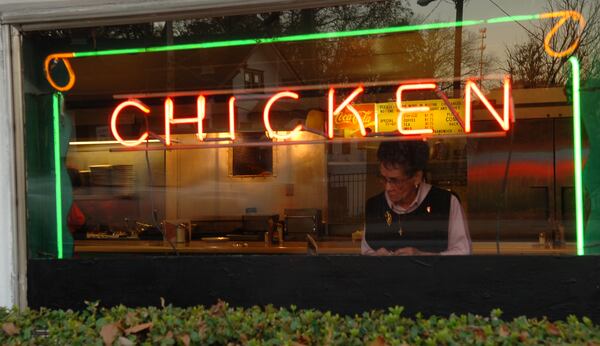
[{"left": 74, "top": 240, "right": 576, "bottom": 255}]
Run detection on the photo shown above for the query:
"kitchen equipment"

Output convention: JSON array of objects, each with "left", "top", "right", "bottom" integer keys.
[
  {"left": 163, "top": 220, "right": 191, "bottom": 246},
  {"left": 89, "top": 165, "right": 112, "bottom": 186},
  {"left": 284, "top": 208, "right": 322, "bottom": 240}
]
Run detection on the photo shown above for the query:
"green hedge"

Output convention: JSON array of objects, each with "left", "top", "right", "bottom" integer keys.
[{"left": 1, "top": 301, "right": 599, "bottom": 345}]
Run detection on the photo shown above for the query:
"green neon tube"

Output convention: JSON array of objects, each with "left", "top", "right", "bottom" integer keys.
[
  {"left": 66, "top": 13, "right": 548, "bottom": 59},
  {"left": 52, "top": 93, "right": 64, "bottom": 259},
  {"left": 569, "top": 57, "right": 584, "bottom": 256},
  {"left": 487, "top": 14, "right": 541, "bottom": 24}
]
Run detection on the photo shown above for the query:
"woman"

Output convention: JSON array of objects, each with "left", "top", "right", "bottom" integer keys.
[{"left": 361, "top": 140, "right": 471, "bottom": 256}]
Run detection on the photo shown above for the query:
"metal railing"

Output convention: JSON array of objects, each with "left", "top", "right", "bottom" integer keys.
[{"left": 328, "top": 173, "right": 366, "bottom": 222}]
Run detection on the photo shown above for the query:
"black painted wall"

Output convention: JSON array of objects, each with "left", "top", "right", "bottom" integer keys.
[{"left": 28, "top": 256, "right": 600, "bottom": 321}]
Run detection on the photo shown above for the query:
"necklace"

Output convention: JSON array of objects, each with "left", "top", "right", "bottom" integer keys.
[{"left": 384, "top": 210, "right": 404, "bottom": 237}]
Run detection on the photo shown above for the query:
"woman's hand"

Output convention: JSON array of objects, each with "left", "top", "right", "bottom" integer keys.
[
  {"left": 394, "top": 247, "right": 437, "bottom": 256},
  {"left": 372, "top": 247, "right": 393, "bottom": 256},
  {"left": 369, "top": 247, "right": 436, "bottom": 256},
  {"left": 394, "top": 247, "right": 420, "bottom": 255}
]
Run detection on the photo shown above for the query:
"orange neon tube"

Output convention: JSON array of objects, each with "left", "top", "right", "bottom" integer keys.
[
  {"left": 164, "top": 97, "right": 207, "bottom": 145},
  {"left": 44, "top": 53, "right": 76, "bottom": 92},
  {"left": 164, "top": 98, "right": 174, "bottom": 146},
  {"left": 541, "top": 11, "right": 586, "bottom": 58},
  {"left": 464, "top": 79, "right": 511, "bottom": 133},
  {"left": 111, "top": 100, "right": 151, "bottom": 147},
  {"left": 503, "top": 76, "right": 515, "bottom": 125},
  {"left": 197, "top": 96, "right": 207, "bottom": 141},
  {"left": 327, "top": 87, "right": 366, "bottom": 138},
  {"left": 227, "top": 97, "right": 236, "bottom": 141},
  {"left": 263, "top": 91, "right": 302, "bottom": 140},
  {"left": 396, "top": 84, "right": 436, "bottom": 135},
  {"left": 434, "top": 88, "right": 464, "bottom": 131}
]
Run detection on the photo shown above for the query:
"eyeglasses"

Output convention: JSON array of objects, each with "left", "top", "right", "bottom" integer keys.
[{"left": 378, "top": 174, "right": 412, "bottom": 187}]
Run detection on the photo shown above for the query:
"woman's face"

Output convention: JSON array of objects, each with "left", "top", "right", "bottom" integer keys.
[{"left": 379, "top": 163, "right": 422, "bottom": 206}]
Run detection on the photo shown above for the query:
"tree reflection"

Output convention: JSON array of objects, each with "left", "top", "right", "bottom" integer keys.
[
  {"left": 504, "top": 0, "right": 600, "bottom": 87},
  {"left": 28, "top": 0, "right": 498, "bottom": 91}
]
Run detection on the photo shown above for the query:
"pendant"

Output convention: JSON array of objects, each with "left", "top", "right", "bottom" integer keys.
[
  {"left": 398, "top": 227, "right": 403, "bottom": 236},
  {"left": 384, "top": 211, "right": 392, "bottom": 226}
]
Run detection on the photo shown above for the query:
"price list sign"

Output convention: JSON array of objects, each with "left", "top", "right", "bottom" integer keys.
[{"left": 376, "top": 99, "right": 464, "bottom": 135}]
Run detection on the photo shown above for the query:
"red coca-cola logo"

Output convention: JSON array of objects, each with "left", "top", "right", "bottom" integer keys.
[{"left": 335, "top": 112, "right": 373, "bottom": 125}]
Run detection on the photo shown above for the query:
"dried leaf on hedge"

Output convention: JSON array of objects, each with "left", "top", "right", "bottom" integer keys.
[
  {"left": 118, "top": 336, "right": 134, "bottom": 346},
  {"left": 124, "top": 322, "right": 153, "bottom": 335},
  {"left": 546, "top": 323, "right": 561, "bottom": 336},
  {"left": 473, "top": 327, "right": 486, "bottom": 341},
  {"left": 519, "top": 331, "right": 529, "bottom": 342},
  {"left": 296, "top": 334, "right": 310, "bottom": 345},
  {"left": 2, "top": 322, "right": 19, "bottom": 336},
  {"left": 498, "top": 324, "right": 510, "bottom": 337},
  {"left": 180, "top": 334, "right": 191, "bottom": 346},
  {"left": 239, "top": 333, "right": 248, "bottom": 344},
  {"left": 198, "top": 318, "right": 207, "bottom": 339},
  {"left": 369, "top": 335, "right": 388, "bottom": 346},
  {"left": 291, "top": 342, "right": 308, "bottom": 346},
  {"left": 210, "top": 299, "right": 227, "bottom": 317},
  {"left": 124, "top": 312, "right": 137, "bottom": 326},
  {"left": 100, "top": 322, "right": 120, "bottom": 346}
]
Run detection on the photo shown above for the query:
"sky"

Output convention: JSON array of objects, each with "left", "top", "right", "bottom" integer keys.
[{"left": 411, "top": 0, "right": 549, "bottom": 64}]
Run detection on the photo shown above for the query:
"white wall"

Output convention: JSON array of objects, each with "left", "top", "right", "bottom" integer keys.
[
  {"left": 165, "top": 133, "right": 327, "bottom": 220},
  {"left": 0, "top": 24, "right": 17, "bottom": 307}
]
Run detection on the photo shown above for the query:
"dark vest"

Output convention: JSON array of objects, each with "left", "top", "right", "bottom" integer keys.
[{"left": 365, "top": 186, "right": 451, "bottom": 252}]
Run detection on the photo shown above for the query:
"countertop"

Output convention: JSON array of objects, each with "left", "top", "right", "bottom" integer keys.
[{"left": 74, "top": 239, "right": 576, "bottom": 255}]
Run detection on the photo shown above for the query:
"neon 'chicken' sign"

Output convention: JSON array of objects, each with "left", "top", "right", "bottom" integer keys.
[
  {"left": 42, "top": 10, "right": 583, "bottom": 149},
  {"left": 109, "top": 78, "right": 513, "bottom": 147}
]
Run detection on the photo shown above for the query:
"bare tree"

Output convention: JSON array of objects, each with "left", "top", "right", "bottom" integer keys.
[
  {"left": 504, "top": 0, "right": 600, "bottom": 87},
  {"left": 414, "top": 27, "right": 496, "bottom": 80}
]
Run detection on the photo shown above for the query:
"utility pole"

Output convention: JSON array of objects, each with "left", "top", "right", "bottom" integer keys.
[
  {"left": 452, "top": 0, "right": 463, "bottom": 98},
  {"left": 418, "top": 0, "right": 464, "bottom": 97},
  {"left": 478, "top": 28, "right": 487, "bottom": 87}
]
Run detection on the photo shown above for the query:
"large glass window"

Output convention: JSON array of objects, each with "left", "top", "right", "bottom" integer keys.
[{"left": 21, "top": 0, "right": 599, "bottom": 258}]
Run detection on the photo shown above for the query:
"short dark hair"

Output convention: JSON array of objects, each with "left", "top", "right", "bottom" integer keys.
[{"left": 377, "top": 140, "right": 429, "bottom": 177}]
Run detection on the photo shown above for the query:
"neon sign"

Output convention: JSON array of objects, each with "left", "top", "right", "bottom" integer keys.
[
  {"left": 43, "top": 11, "right": 584, "bottom": 93},
  {"left": 109, "top": 80, "right": 513, "bottom": 148},
  {"left": 464, "top": 77, "right": 511, "bottom": 133},
  {"left": 45, "top": 9, "right": 587, "bottom": 258},
  {"left": 328, "top": 87, "right": 366, "bottom": 138},
  {"left": 164, "top": 96, "right": 207, "bottom": 145},
  {"left": 396, "top": 83, "right": 436, "bottom": 135},
  {"left": 110, "top": 100, "right": 150, "bottom": 147},
  {"left": 542, "top": 11, "right": 586, "bottom": 58},
  {"left": 264, "top": 91, "right": 302, "bottom": 140}
]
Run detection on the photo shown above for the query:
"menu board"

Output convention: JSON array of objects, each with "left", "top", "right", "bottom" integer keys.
[
  {"left": 336, "top": 100, "right": 464, "bottom": 137},
  {"left": 376, "top": 99, "right": 464, "bottom": 135}
]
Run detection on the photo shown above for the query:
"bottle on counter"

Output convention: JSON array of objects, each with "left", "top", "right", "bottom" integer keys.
[
  {"left": 552, "top": 222, "right": 566, "bottom": 248},
  {"left": 272, "top": 222, "right": 284, "bottom": 246},
  {"left": 175, "top": 222, "right": 190, "bottom": 246},
  {"left": 539, "top": 232, "right": 546, "bottom": 247}
]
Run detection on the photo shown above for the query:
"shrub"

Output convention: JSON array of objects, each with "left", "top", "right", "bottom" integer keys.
[{"left": 1, "top": 301, "right": 599, "bottom": 345}]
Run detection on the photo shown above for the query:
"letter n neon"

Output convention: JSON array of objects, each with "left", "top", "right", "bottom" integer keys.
[{"left": 465, "top": 78, "right": 511, "bottom": 133}]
